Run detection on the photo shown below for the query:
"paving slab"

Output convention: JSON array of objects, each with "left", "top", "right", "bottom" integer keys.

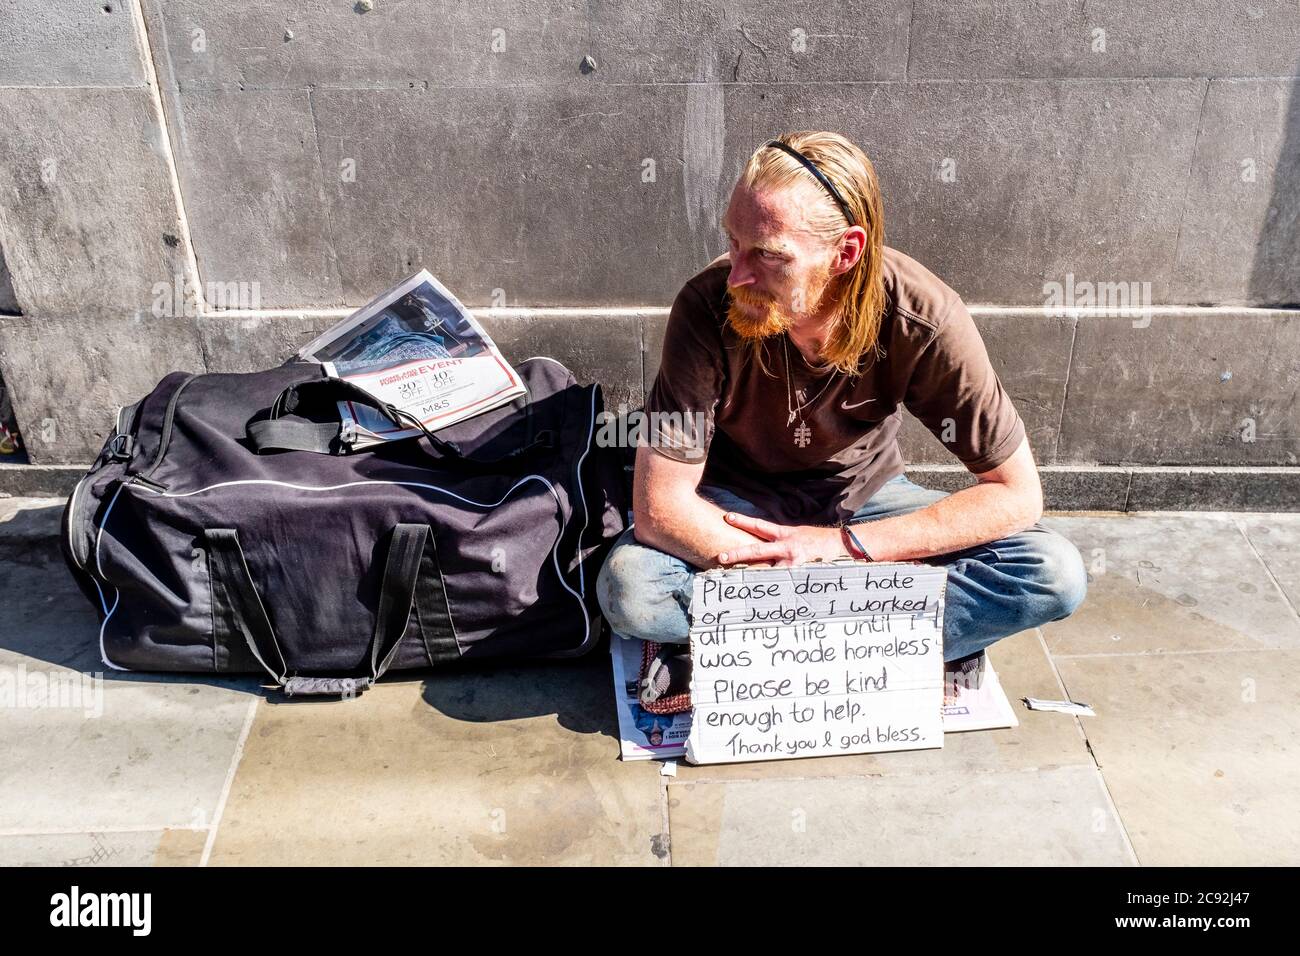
[
  {"left": 667, "top": 764, "right": 1133, "bottom": 866},
  {"left": 3, "top": 538, "right": 126, "bottom": 670},
  {"left": 1237, "top": 514, "right": 1300, "bottom": 613},
  {"left": 0, "top": 497, "right": 64, "bottom": 548},
  {"left": 206, "top": 652, "right": 664, "bottom": 866},
  {"left": 1040, "top": 515, "right": 1300, "bottom": 656},
  {"left": 1055, "top": 650, "right": 1300, "bottom": 865},
  {"left": 0, "top": 548, "right": 260, "bottom": 834},
  {"left": 0, "top": 666, "right": 258, "bottom": 834},
  {"left": 0, "top": 829, "right": 207, "bottom": 867}
]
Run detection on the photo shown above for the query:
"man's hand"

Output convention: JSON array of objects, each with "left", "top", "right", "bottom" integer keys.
[{"left": 716, "top": 513, "right": 848, "bottom": 567}]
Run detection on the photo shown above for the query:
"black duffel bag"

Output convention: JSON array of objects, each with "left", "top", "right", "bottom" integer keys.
[{"left": 61, "top": 357, "right": 627, "bottom": 696}]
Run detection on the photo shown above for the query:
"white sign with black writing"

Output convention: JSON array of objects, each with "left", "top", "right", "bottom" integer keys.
[{"left": 685, "top": 562, "right": 947, "bottom": 765}]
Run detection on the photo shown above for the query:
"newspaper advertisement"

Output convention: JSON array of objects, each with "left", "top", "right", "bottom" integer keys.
[
  {"left": 610, "top": 636, "right": 692, "bottom": 760},
  {"left": 296, "top": 270, "right": 525, "bottom": 447}
]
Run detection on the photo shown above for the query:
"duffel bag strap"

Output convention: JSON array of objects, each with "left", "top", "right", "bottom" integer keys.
[
  {"left": 204, "top": 524, "right": 432, "bottom": 697},
  {"left": 205, "top": 529, "right": 289, "bottom": 685},
  {"left": 368, "top": 523, "right": 428, "bottom": 683},
  {"left": 249, "top": 378, "right": 556, "bottom": 468},
  {"left": 245, "top": 419, "right": 348, "bottom": 455},
  {"left": 251, "top": 378, "right": 463, "bottom": 458}
]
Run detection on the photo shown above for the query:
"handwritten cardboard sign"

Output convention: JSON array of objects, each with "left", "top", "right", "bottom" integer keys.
[{"left": 684, "top": 561, "right": 947, "bottom": 765}]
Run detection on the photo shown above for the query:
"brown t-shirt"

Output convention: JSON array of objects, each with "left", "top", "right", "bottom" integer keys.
[{"left": 643, "top": 245, "right": 1026, "bottom": 525}]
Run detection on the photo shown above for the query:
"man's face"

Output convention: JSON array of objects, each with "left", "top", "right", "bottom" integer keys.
[{"left": 721, "top": 183, "right": 839, "bottom": 341}]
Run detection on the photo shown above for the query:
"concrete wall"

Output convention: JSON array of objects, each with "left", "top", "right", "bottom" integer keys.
[{"left": 0, "top": 1, "right": 1296, "bottom": 505}]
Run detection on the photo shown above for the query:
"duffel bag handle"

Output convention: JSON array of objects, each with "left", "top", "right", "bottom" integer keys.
[
  {"left": 250, "top": 377, "right": 464, "bottom": 458},
  {"left": 205, "top": 523, "right": 432, "bottom": 697},
  {"left": 282, "top": 676, "right": 371, "bottom": 697},
  {"left": 248, "top": 376, "right": 556, "bottom": 468}
]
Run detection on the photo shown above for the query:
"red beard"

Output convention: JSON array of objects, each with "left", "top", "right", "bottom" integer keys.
[
  {"left": 725, "top": 285, "right": 791, "bottom": 341},
  {"left": 725, "top": 264, "right": 837, "bottom": 342}
]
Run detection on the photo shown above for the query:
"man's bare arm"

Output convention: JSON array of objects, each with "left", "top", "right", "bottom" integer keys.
[
  {"left": 718, "top": 437, "right": 1043, "bottom": 566},
  {"left": 845, "top": 436, "right": 1043, "bottom": 561},
  {"left": 631, "top": 444, "right": 769, "bottom": 569}
]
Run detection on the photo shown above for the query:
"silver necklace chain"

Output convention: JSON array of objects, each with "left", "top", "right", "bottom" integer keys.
[{"left": 783, "top": 335, "right": 836, "bottom": 426}]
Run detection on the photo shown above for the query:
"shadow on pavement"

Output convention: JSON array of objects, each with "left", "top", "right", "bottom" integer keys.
[{"left": 2, "top": 500, "right": 619, "bottom": 739}]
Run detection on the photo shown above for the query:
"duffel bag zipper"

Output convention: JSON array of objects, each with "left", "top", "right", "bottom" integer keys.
[
  {"left": 67, "top": 473, "right": 165, "bottom": 573},
  {"left": 543, "top": 381, "right": 600, "bottom": 659},
  {"left": 138, "top": 372, "right": 200, "bottom": 482},
  {"left": 68, "top": 397, "right": 154, "bottom": 571}
]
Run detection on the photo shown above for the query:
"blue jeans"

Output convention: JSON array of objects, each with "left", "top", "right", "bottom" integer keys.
[{"left": 595, "top": 474, "right": 1088, "bottom": 662}]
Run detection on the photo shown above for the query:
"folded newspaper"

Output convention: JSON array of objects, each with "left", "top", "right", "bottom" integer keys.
[{"left": 295, "top": 270, "right": 525, "bottom": 447}]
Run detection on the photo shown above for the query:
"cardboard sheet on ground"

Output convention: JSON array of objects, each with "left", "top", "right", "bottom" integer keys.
[{"left": 608, "top": 561, "right": 1013, "bottom": 764}]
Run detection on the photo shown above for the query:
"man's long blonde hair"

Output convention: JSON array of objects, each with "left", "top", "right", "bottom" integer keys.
[{"left": 736, "top": 131, "right": 887, "bottom": 376}]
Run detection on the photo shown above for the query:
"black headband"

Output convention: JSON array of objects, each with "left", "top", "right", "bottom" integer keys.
[{"left": 763, "top": 139, "right": 857, "bottom": 227}]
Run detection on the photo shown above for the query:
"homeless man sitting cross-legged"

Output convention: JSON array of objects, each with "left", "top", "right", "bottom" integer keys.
[{"left": 595, "top": 130, "right": 1088, "bottom": 705}]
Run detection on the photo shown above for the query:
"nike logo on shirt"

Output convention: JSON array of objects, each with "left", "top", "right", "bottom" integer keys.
[{"left": 840, "top": 398, "right": 877, "bottom": 410}]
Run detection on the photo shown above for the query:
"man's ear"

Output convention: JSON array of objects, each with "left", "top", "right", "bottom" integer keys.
[{"left": 833, "top": 226, "right": 868, "bottom": 275}]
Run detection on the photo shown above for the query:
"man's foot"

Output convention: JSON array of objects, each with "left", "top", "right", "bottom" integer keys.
[{"left": 640, "top": 643, "right": 693, "bottom": 710}]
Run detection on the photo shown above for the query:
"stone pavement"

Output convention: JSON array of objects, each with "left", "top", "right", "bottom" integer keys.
[{"left": 2, "top": 497, "right": 1297, "bottom": 866}]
